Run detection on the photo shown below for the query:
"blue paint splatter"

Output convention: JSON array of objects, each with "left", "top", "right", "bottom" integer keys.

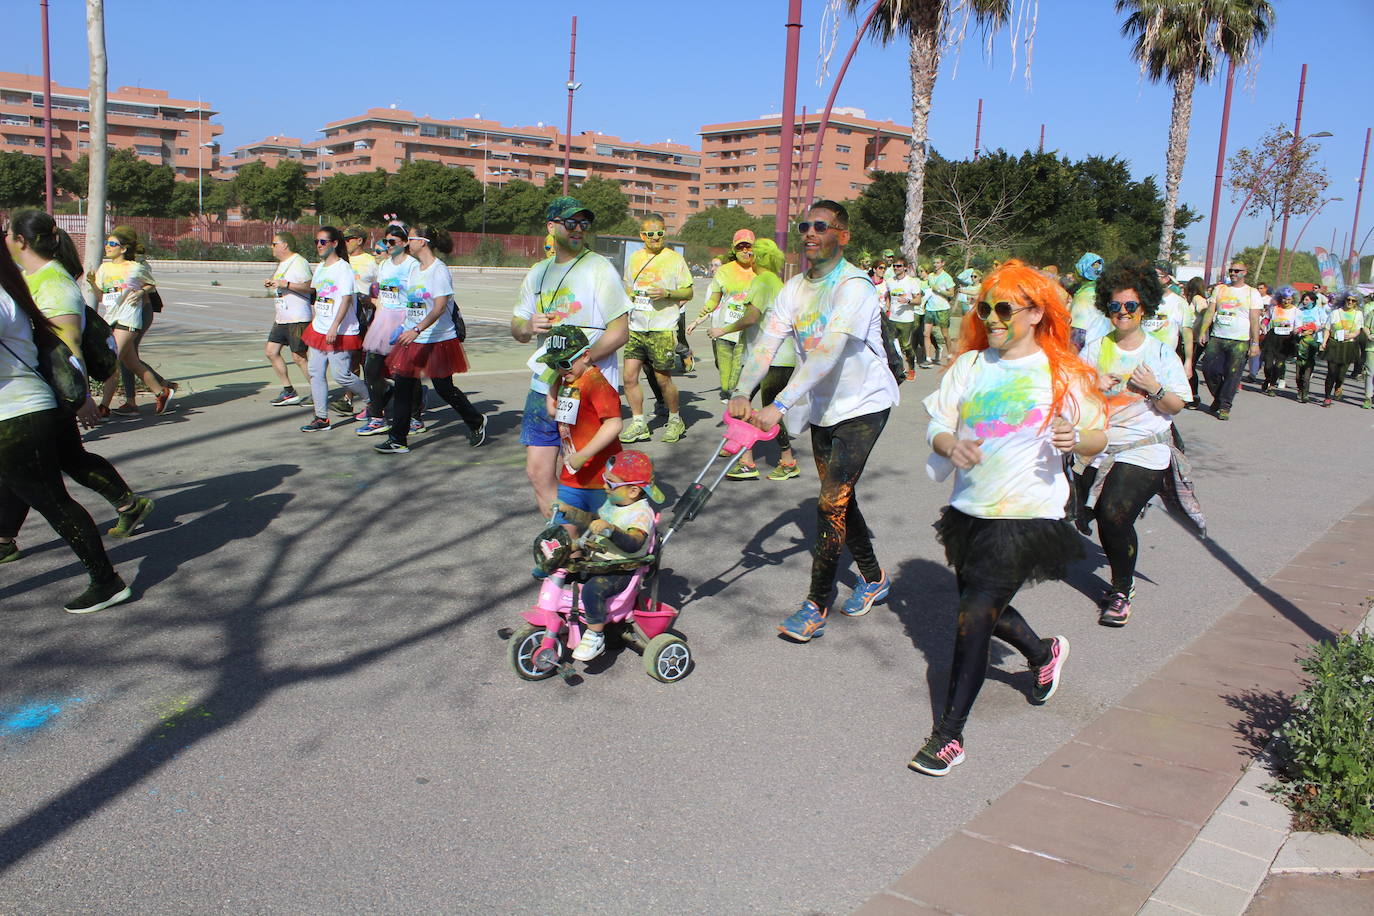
[{"left": 2, "top": 704, "right": 62, "bottom": 734}]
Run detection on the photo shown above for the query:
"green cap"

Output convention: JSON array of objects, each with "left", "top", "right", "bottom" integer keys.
[
  {"left": 343, "top": 225, "right": 368, "bottom": 240},
  {"left": 536, "top": 325, "right": 591, "bottom": 367},
  {"left": 881, "top": 248, "right": 895, "bottom": 258},
  {"left": 546, "top": 196, "right": 593, "bottom": 221}
]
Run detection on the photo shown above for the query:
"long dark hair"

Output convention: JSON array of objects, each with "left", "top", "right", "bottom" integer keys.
[
  {"left": 10, "top": 208, "right": 84, "bottom": 279},
  {"left": 0, "top": 229, "right": 57, "bottom": 343},
  {"left": 315, "top": 226, "right": 348, "bottom": 262},
  {"left": 1184, "top": 276, "right": 1206, "bottom": 302},
  {"left": 418, "top": 226, "right": 453, "bottom": 259}
]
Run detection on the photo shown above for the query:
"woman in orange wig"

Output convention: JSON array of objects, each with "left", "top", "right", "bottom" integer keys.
[{"left": 911, "top": 260, "right": 1107, "bottom": 777}]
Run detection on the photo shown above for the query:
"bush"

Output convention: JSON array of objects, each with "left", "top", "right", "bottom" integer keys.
[
  {"left": 471, "top": 236, "right": 507, "bottom": 267},
  {"left": 1268, "top": 629, "right": 1374, "bottom": 836}
]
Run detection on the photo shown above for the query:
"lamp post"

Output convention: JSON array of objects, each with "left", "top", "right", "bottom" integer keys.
[
  {"left": 471, "top": 139, "right": 489, "bottom": 236},
  {"left": 40, "top": 0, "right": 54, "bottom": 213},
  {"left": 1203, "top": 59, "right": 1237, "bottom": 286},
  {"left": 1289, "top": 196, "right": 1342, "bottom": 282},
  {"left": 1219, "top": 130, "right": 1332, "bottom": 279},
  {"left": 1349, "top": 127, "right": 1370, "bottom": 286},
  {"left": 562, "top": 16, "right": 580, "bottom": 196},
  {"left": 184, "top": 100, "right": 206, "bottom": 222}
]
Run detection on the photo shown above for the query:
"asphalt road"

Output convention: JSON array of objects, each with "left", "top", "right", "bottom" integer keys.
[{"left": 2, "top": 266, "right": 1371, "bottom": 915}]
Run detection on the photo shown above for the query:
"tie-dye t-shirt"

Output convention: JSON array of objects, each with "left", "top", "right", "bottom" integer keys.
[
  {"left": 309, "top": 259, "right": 359, "bottom": 337},
  {"left": 24, "top": 259, "right": 84, "bottom": 322},
  {"left": 1078, "top": 334, "right": 1190, "bottom": 471},
  {"left": 95, "top": 260, "right": 154, "bottom": 330},
  {"left": 1069, "top": 281, "right": 1110, "bottom": 347},
  {"left": 1142, "top": 291, "right": 1189, "bottom": 352},
  {"left": 887, "top": 275, "right": 922, "bottom": 323},
  {"left": 705, "top": 261, "right": 757, "bottom": 343},
  {"left": 764, "top": 261, "right": 899, "bottom": 427},
  {"left": 1266, "top": 304, "right": 1299, "bottom": 337},
  {"left": 405, "top": 260, "right": 458, "bottom": 344},
  {"left": 271, "top": 253, "right": 313, "bottom": 323},
  {"left": 741, "top": 272, "right": 795, "bottom": 368},
  {"left": 927, "top": 270, "right": 955, "bottom": 300},
  {"left": 514, "top": 250, "right": 632, "bottom": 395},
  {"left": 1327, "top": 307, "right": 1363, "bottom": 344},
  {"left": 586, "top": 497, "right": 656, "bottom": 563},
  {"left": 349, "top": 253, "right": 379, "bottom": 300},
  {"left": 624, "top": 247, "right": 693, "bottom": 332},
  {"left": 376, "top": 255, "right": 421, "bottom": 311},
  {"left": 923, "top": 349, "right": 1105, "bottom": 520},
  {"left": 1208, "top": 283, "right": 1263, "bottom": 341}
]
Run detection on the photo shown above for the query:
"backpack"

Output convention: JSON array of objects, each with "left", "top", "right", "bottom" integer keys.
[{"left": 80, "top": 305, "right": 119, "bottom": 382}]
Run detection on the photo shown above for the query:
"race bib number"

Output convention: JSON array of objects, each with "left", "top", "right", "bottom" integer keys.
[
  {"left": 721, "top": 293, "right": 748, "bottom": 325},
  {"left": 633, "top": 290, "right": 653, "bottom": 311},
  {"left": 315, "top": 297, "right": 335, "bottom": 321},
  {"left": 1216, "top": 307, "right": 1245, "bottom": 332},
  {"left": 101, "top": 291, "right": 119, "bottom": 309},
  {"left": 1271, "top": 320, "right": 1293, "bottom": 336},
  {"left": 1335, "top": 328, "right": 1348, "bottom": 342},
  {"left": 1141, "top": 316, "right": 1167, "bottom": 335},
  {"left": 407, "top": 300, "right": 428, "bottom": 322},
  {"left": 555, "top": 392, "right": 580, "bottom": 425},
  {"left": 379, "top": 286, "right": 402, "bottom": 309}
]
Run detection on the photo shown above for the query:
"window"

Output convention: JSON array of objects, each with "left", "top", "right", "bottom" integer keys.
[
  {"left": 836, "top": 145, "right": 851, "bottom": 154},
  {"left": 836, "top": 127, "right": 852, "bottom": 135},
  {"left": 764, "top": 163, "right": 777, "bottom": 171},
  {"left": 177, "top": 147, "right": 188, "bottom": 155},
  {"left": 765, "top": 146, "right": 778, "bottom": 154},
  {"left": 78, "top": 140, "right": 90, "bottom": 150},
  {"left": 420, "top": 124, "right": 439, "bottom": 137},
  {"left": 134, "top": 144, "right": 160, "bottom": 156},
  {"left": 763, "top": 180, "right": 776, "bottom": 188},
  {"left": 179, "top": 130, "right": 189, "bottom": 137},
  {"left": 742, "top": 199, "right": 754, "bottom": 205},
  {"left": 761, "top": 197, "right": 775, "bottom": 205},
  {"left": 135, "top": 128, "right": 159, "bottom": 138},
  {"left": 836, "top": 162, "right": 849, "bottom": 171}
]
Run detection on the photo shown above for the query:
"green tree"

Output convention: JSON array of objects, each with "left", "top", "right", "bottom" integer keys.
[
  {"left": 1233, "top": 245, "right": 1319, "bottom": 287},
  {"left": 1118, "top": 0, "right": 1274, "bottom": 261},
  {"left": 485, "top": 178, "right": 551, "bottom": 234},
  {"left": 1227, "top": 124, "right": 1329, "bottom": 280},
  {"left": 391, "top": 160, "right": 483, "bottom": 228},
  {"left": 0, "top": 151, "right": 45, "bottom": 208},
  {"left": 104, "top": 148, "right": 175, "bottom": 217},
  {"left": 679, "top": 205, "right": 773, "bottom": 248},
  {"left": 233, "top": 159, "right": 312, "bottom": 222},
  {"left": 540, "top": 176, "right": 631, "bottom": 234},
  {"left": 314, "top": 169, "right": 398, "bottom": 225}
]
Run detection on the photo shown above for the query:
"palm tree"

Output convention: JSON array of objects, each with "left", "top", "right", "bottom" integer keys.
[
  {"left": 839, "top": 1, "right": 1024, "bottom": 266},
  {"left": 83, "top": 0, "right": 108, "bottom": 275},
  {"left": 1118, "top": 0, "right": 1274, "bottom": 262}
]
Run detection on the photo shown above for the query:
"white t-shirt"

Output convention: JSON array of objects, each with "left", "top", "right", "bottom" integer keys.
[
  {"left": 514, "top": 250, "right": 632, "bottom": 395},
  {"left": 765, "top": 261, "right": 899, "bottom": 428},
  {"left": 1079, "top": 334, "right": 1190, "bottom": 471},
  {"left": 923, "top": 349, "right": 1105, "bottom": 520},
  {"left": 923, "top": 288, "right": 950, "bottom": 313},
  {"left": 309, "top": 259, "right": 359, "bottom": 338},
  {"left": 624, "top": 247, "right": 693, "bottom": 333},
  {"left": 0, "top": 288, "right": 57, "bottom": 422},
  {"left": 1070, "top": 282, "right": 1111, "bottom": 348},
  {"left": 1208, "top": 283, "right": 1263, "bottom": 341},
  {"left": 377, "top": 255, "right": 421, "bottom": 311},
  {"left": 1142, "top": 291, "right": 1188, "bottom": 352},
  {"left": 406, "top": 260, "right": 458, "bottom": 345},
  {"left": 928, "top": 270, "right": 956, "bottom": 299},
  {"left": 887, "top": 275, "right": 922, "bottom": 323},
  {"left": 272, "top": 254, "right": 313, "bottom": 324},
  {"left": 872, "top": 278, "right": 890, "bottom": 316}
]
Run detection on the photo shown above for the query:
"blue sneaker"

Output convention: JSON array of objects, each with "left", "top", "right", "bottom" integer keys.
[
  {"left": 778, "top": 600, "right": 827, "bottom": 642},
  {"left": 840, "top": 571, "right": 889, "bottom": 617}
]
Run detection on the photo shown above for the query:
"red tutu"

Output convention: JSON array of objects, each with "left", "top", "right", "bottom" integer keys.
[
  {"left": 302, "top": 326, "right": 364, "bottom": 352},
  {"left": 385, "top": 337, "right": 469, "bottom": 378}
]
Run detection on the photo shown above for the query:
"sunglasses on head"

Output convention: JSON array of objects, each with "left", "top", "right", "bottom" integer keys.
[
  {"left": 641, "top": 230, "right": 665, "bottom": 239},
  {"left": 796, "top": 220, "right": 840, "bottom": 234},
  {"left": 1107, "top": 300, "right": 1142, "bottom": 314},
  {"left": 552, "top": 217, "right": 592, "bottom": 231},
  {"left": 976, "top": 301, "right": 1032, "bottom": 322}
]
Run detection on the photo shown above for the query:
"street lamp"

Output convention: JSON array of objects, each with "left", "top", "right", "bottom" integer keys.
[
  {"left": 1288, "top": 196, "right": 1343, "bottom": 284},
  {"left": 470, "top": 139, "right": 490, "bottom": 236},
  {"left": 1219, "top": 130, "right": 1332, "bottom": 282},
  {"left": 184, "top": 100, "right": 208, "bottom": 224}
]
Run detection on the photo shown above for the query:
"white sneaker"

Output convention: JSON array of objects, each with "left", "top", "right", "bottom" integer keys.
[
  {"left": 1276, "top": 379, "right": 1285, "bottom": 389},
  {"left": 572, "top": 629, "right": 605, "bottom": 661}
]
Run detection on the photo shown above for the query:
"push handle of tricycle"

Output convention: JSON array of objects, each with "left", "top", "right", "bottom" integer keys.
[{"left": 720, "top": 413, "right": 780, "bottom": 457}]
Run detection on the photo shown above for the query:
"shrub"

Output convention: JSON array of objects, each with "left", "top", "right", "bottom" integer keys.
[
  {"left": 1268, "top": 629, "right": 1374, "bottom": 836},
  {"left": 472, "top": 236, "right": 507, "bottom": 267}
]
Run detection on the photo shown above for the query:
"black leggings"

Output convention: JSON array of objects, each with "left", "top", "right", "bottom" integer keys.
[
  {"left": 750, "top": 365, "right": 795, "bottom": 453},
  {"left": 0, "top": 409, "right": 117, "bottom": 584},
  {"left": 808, "top": 409, "right": 888, "bottom": 605},
  {"left": 580, "top": 572, "right": 635, "bottom": 625},
  {"left": 1325, "top": 361, "right": 1350, "bottom": 399},
  {"left": 1076, "top": 462, "right": 1165, "bottom": 594},
  {"left": 363, "top": 353, "right": 423, "bottom": 421},
  {"left": 0, "top": 414, "right": 133, "bottom": 539},
  {"left": 389, "top": 375, "right": 481, "bottom": 446}
]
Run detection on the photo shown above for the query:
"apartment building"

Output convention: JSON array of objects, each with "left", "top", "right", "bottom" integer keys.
[
  {"left": 316, "top": 108, "right": 701, "bottom": 230},
  {"left": 0, "top": 72, "right": 221, "bottom": 180},
  {"left": 699, "top": 108, "right": 911, "bottom": 217},
  {"left": 218, "top": 135, "right": 318, "bottom": 179}
]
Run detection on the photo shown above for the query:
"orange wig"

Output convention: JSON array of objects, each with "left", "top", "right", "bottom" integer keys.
[{"left": 955, "top": 259, "right": 1101, "bottom": 427}]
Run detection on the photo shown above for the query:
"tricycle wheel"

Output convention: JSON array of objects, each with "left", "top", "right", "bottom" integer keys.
[
  {"left": 509, "top": 623, "right": 559, "bottom": 680},
  {"left": 644, "top": 633, "right": 692, "bottom": 683}
]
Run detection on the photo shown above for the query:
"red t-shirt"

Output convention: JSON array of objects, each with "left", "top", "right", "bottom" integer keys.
[{"left": 556, "top": 366, "right": 624, "bottom": 488}]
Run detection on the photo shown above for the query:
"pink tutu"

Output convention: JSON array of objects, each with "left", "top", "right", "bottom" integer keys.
[
  {"left": 385, "top": 337, "right": 469, "bottom": 378},
  {"left": 302, "top": 326, "right": 363, "bottom": 352},
  {"left": 363, "top": 308, "right": 407, "bottom": 355}
]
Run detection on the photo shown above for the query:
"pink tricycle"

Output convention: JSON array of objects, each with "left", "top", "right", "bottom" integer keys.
[{"left": 506, "top": 414, "right": 779, "bottom": 684}]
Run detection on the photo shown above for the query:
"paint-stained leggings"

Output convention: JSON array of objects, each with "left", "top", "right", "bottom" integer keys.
[
  {"left": 712, "top": 338, "right": 740, "bottom": 398},
  {"left": 892, "top": 319, "right": 918, "bottom": 372},
  {"left": 388, "top": 375, "right": 482, "bottom": 446},
  {"left": 1075, "top": 462, "right": 1165, "bottom": 596},
  {"left": 807, "top": 408, "right": 888, "bottom": 605},
  {"left": 1202, "top": 337, "right": 1249, "bottom": 411},
  {"left": 0, "top": 414, "right": 133, "bottom": 539},
  {"left": 1295, "top": 337, "right": 1321, "bottom": 398},
  {"left": 0, "top": 409, "right": 117, "bottom": 584}
]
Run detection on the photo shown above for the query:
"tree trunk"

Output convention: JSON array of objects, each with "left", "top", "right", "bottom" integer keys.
[
  {"left": 83, "top": 0, "right": 107, "bottom": 275},
  {"left": 904, "top": 25, "right": 940, "bottom": 266},
  {"left": 1254, "top": 220, "right": 1274, "bottom": 280},
  {"left": 1157, "top": 67, "right": 1195, "bottom": 262}
]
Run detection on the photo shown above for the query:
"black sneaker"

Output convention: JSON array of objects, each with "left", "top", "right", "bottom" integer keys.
[
  {"left": 374, "top": 438, "right": 410, "bottom": 454},
  {"left": 467, "top": 415, "right": 487, "bottom": 448},
  {"left": 1029, "top": 635, "right": 1070, "bottom": 704},
  {"left": 909, "top": 731, "right": 965, "bottom": 776},
  {"left": 299, "top": 416, "right": 331, "bottom": 433},
  {"left": 64, "top": 577, "right": 132, "bottom": 615},
  {"left": 0, "top": 540, "right": 20, "bottom": 564},
  {"left": 270, "top": 388, "right": 302, "bottom": 406},
  {"left": 108, "top": 496, "right": 155, "bottom": 538}
]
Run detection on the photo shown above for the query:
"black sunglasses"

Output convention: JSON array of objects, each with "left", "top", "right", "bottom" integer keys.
[
  {"left": 314, "top": 239, "right": 334, "bottom": 246},
  {"left": 976, "top": 301, "right": 1033, "bottom": 322},
  {"left": 1227, "top": 268, "right": 1247, "bottom": 274},
  {"left": 552, "top": 217, "right": 592, "bottom": 231},
  {"left": 796, "top": 220, "right": 842, "bottom": 234},
  {"left": 1107, "top": 300, "right": 1143, "bottom": 314}
]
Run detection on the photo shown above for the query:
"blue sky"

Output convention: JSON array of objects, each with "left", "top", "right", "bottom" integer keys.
[{"left": 14, "top": 0, "right": 1374, "bottom": 260}]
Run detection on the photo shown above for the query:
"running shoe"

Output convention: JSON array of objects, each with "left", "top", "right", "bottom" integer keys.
[
  {"left": 111, "top": 403, "right": 140, "bottom": 416},
  {"left": 467, "top": 416, "right": 488, "bottom": 448},
  {"left": 1363, "top": 399, "right": 1372, "bottom": 410},
  {"left": 300, "top": 416, "right": 331, "bottom": 433},
  {"left": 64, "top": 576, "right": 132, "bottom": 615},
  {"left": 353, "top": 408, "right": 369, "bottom": 423},
  {"left": 661, "top": 415, "right": 686, "bottom": 443},
  {"left": 726, "top": 462, "right": 758, "bottom": 480},
  {"left": 270, "top": 388, "right": 302, "bottom": 406},
  {"left": 1263, "top": 388, "right": 1276, "bottom": 397},
  {"left": 1322, "top": 398, "right": 1333, "bottom": 408},
  {"left": 905, "top": 369, "right": 916, "bottom": 381},
  {"left": 1298, "top": 394, "right": 1309, "bottom": 404},
  {"left": 96, "top": 404, "right": 111, "bottom": 419},
  {"left": 572, "top": 629, "right": 605, "bottom": 662},
  {"left": 356, "top": 418, "right": 390, "bottom": 436},
  {"left": 1029, "top": 635, "right": 1070, "bottom": 704},
  {"left": 619, "top": 416, "right": 651, "bottom": 443},
  {"left": 778, "top": 600, "right": 827, "bottom": 642},
  {"left": 767, "top": 462, "right": 800, "bottom": 481},
  {"left": 0, "top": 540, "right": 19, "bottom": 564},
  {"left": 908, "top": 731, "right": 965, "bottom": 777},
  {"left": 1098, "top": 591, "right": 1133, "bottom": 627},
  {"left": 154, "top": 383, "right": 178, "bottom": 415},
  {"left": 840, "top": 571, "right": 889, "bottom": 617},
  {"left": 410, "top": 418, "right": 426, "bottom": 434},
  {"left": 329, "top": 397, "right": 354, "bottom": 415},
  {"left": 108, "top": 496, "right": 155, "bottom": 538},
  {"left": 1216, "top": 409, "right": 1230, "bottom": 421},
  {"left": 373, "top": 438, "right": 410, "bottom": 454}
]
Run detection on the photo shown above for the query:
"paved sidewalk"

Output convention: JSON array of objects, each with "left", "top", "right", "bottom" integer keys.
[{"left": 854, "top": 497, "right": 1374, "bottom": 916}]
